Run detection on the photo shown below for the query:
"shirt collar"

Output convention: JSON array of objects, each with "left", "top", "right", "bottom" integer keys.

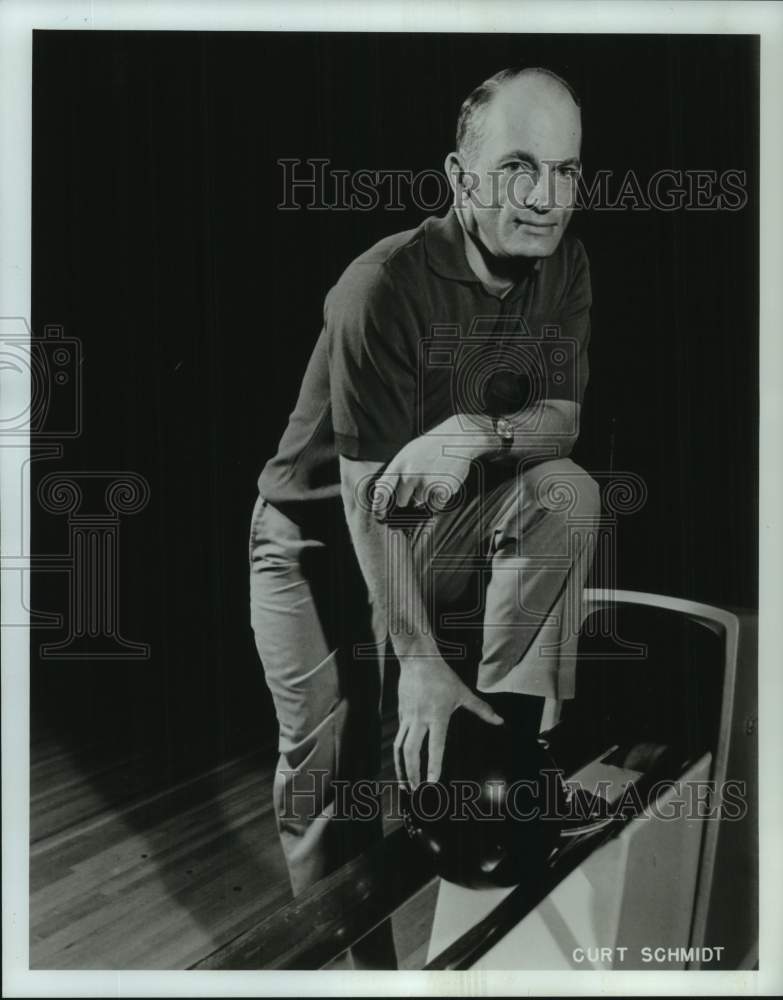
[{"left": 423, "top": 207, "right": 542, "bottom": 290}]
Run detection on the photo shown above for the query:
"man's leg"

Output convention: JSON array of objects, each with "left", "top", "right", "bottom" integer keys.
[
  {"left": 248, "top": 494, "right": 396, "bottom": 968},
  {"left": 410, "top": 457, "right": 600, "bottom": 704},
  {"left": 476, "top": 457, "right": 600, "bottom": 700}
]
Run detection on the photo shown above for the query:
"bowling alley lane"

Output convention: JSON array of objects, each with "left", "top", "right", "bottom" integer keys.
[{"left": 29, "top": 712, "right": 436, "bottom": 970}]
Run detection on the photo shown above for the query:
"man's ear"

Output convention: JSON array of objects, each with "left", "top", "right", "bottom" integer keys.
[{"left": 444, "top": 151, "right": 472, "bottom": 204}]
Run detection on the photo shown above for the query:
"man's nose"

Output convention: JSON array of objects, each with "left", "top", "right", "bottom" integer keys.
[{"left": 523, "top": 171, "right": 551, "bottom": 211}]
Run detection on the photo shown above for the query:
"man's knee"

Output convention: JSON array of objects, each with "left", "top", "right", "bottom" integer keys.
[
  {"left": 488, "top": 459, "right": 600, "bottom": 546},
  {"left": 269, "top": 650, "right": 343, "bottom": 757},
  {"left": 520, "top": 458, "right": 600, "bottom": 521}
]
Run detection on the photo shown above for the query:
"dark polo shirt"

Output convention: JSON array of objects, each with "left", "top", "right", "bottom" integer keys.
[{"left": 257, "top": 208, "right": 591, "bottom": 524}]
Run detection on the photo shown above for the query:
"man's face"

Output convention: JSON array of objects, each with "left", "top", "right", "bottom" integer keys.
[{"left": 462, "top": 75, "right": 582, "bottom": 259}]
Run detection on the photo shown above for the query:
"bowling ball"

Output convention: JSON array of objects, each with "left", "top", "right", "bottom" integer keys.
[{"left": 401, "top": 707, "right": 568, "bottom": 889}]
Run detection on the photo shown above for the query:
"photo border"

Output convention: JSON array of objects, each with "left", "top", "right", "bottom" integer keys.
[{"left": 2, "top": 1, "right": 781, "bottom": 996}]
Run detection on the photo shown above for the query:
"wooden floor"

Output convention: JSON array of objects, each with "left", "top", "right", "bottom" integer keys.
[{"left": 30, "top": 718, "right": 438, "bottom": 970}]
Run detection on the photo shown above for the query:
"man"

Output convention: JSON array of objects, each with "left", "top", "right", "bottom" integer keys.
[{"left": 249, "top": 66, "right": 600, "bottom": 967}]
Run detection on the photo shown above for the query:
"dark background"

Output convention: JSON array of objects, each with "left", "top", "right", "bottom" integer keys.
[{"left": 31, "top": 31, "right": 758, "bottom": 781}]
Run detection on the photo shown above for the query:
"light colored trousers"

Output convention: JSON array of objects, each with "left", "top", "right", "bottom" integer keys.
[{"left": 248, "top": 457, "right": 600, "bottom": 899}]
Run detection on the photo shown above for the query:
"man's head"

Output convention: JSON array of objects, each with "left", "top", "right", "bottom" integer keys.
[{"left": 446, "top": 67, "right": 582, "bottom": 260}]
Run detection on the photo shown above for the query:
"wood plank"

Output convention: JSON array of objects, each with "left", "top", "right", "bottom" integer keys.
[
  {"left": 30, "top": 771, "right": 291, "bottom": 967},
  {"left": 192, "top": 826, "right": 435, "bottom": 970},
  {"left": 29, "top": 710, "right": 434, "bottom": 970}
]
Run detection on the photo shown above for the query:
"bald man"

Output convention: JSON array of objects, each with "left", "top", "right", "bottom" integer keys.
[{"left": 250, "top": 66, "right": 600, "bottom": 967}]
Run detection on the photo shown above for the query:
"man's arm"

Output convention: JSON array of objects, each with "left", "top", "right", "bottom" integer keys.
[
  {"left": 339, "top": 456, "right": 502, "bottom": 786},
  {"left": 369, "top": 399, "right": 580, "bottom": 522},
  {"left": 446, "top": 398, "right": 580, "bottom": 465}
]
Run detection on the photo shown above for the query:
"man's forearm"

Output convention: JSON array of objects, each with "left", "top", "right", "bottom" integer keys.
[
  {"left": 436, "top": 400, "right": 580, "bottom": 463},
  {"left": 341, "top": 472, "right": 440, "bottom": 662}
]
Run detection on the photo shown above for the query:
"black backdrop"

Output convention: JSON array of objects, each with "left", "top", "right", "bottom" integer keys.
[{"left": 31, "top": 31, "right": 758, "bottom": 779}]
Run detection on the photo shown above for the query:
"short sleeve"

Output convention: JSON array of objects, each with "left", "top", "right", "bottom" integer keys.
[{"left": 326, "top": 263, "right": 418, "bottom": 462}]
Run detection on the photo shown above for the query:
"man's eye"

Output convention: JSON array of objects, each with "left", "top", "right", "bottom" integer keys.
[
  {"left": 503, "top": 161, "right": 535, "bottom": 173},
  {"left": 557, "top": 166, "right": 580, "bottom": 179}
]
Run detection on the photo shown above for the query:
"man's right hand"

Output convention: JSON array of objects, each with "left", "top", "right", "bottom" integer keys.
[{"left": 395, "top": 656, "right": 503, "bottom": 787}]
